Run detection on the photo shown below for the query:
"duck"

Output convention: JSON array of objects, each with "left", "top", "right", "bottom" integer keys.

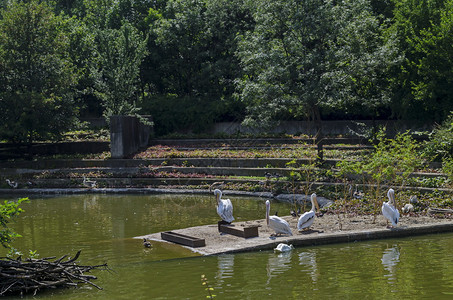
[
  {"left": 290, "top": 208, "right": 301, "bottom": 217},
  {"left": 297, "top": 193, "right": 320, "bottom": 231},
  {"left": 382, "top": 188, "right": 400, "bottom": 228},
  {"left": 83, "top": 176, "right": 97, "bottom": 188},
  {"left": 143, "top": 238, "right": 151, "bottom": 248},
  {"left": 214, "top": 189, "right": 234, "bottom": 224},
  {"left": 265, "top": 200, "right": 292, "bottom": 236},
  {"left": 6, "top": 179, "right": 18, "bottom": 188}
]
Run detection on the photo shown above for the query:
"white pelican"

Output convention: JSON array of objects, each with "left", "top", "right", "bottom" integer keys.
[
  {"left": 297, "top": 193, "right": 320, "bottom": 231},
  {"left": 382, "top": 188, "right": 399, "bottom": 227},
  {"left": 83, "top": 176, "right": 97, "bottom": 188},
  {"left": 214, "top": 189, "right": 234, "bottom": 224},
  {"left": 274, "top": 243, "right": 294, "bottom": 253},
  {"left": 6, "top": 179, "right": 18, "bottom": 188},
  {"left": 265, "top": 200, "right": 292, "bottom": 236}
]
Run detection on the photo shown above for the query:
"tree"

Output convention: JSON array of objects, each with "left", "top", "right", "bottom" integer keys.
[
  {"left": 144, "top": 0, "right": 253, "bottom": 135},
  {"left": 0, "top": 0, "right": 79, "bottom": 144},
  {"left": 389, "top": 0, "right": 453, "bottom": 122},
  {"left": 236, "top": 0, "right": 398, "bottom": 129},
  {"left": 236, "top": 0, "right": 337, "bottom": 128},
  {"left": 91, "top": 21, "right": 148, "bottom": 122}
]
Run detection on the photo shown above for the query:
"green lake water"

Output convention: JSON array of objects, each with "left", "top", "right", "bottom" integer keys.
[{"left": 2, "top": 194, "right": 453, "bottom": 299}]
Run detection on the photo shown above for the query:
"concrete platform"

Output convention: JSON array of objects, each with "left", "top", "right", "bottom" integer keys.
[{"left": 137, "top": 217, "right": 453, "bottom": 256}]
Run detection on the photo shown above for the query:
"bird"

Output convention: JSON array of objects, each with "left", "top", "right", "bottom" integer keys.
[
  {"left": 382, "top": 188, "right": 400, "bottom": 228},
  {"left": 272, "top": 173, "right": 283, "bottom": 181},
  {"left": 274, "top": 243, "right": 294, "bottom": 253},
  {"left": 297, "top": 193, "right": 320, "bottom": 232},
  {"left": 410, "top": 195, "right": 418, "bottom": 205},
  {"left": 83, "top": 176, "right": 97, "bottom": 188},
  {"left": 214, "top": 189, "right": 234, "bottom": 224},
  {"left": 143, "top": 238, "right": 151, "bottom": 248},
  {"left": 209, "top": 181, "right": 224, "bottom": 192},
  {"left": 349, "top": 184, "right": 364, "bottom": 199},
  {"left": 402, "top": 203, "right": 414, "bottom": 213},
  {"left": 290, "top": 208, "right": 301, "bottom": 217},
  {"left": 6, "top": 179, "right": 18, "bottom": 188},
  {"left": 265, "top": 200, "right": 292, "bottom": 236}
]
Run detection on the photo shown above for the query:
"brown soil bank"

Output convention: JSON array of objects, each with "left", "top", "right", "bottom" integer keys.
[{"left": 139, "top": 214, "right": 453, "bottom": 256}]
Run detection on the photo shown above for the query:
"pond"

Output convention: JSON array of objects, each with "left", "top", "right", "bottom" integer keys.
[{"left": 1, "top": 194, "right": 453, "bottom": 299}]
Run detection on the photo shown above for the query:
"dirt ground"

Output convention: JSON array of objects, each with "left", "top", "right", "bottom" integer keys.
[{"left": 142, "top": 212, "right": 453, "bottom": 256}]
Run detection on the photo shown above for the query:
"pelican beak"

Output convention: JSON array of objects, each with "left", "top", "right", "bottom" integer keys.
[{"left": 314, "top": 196, "right": 320, "bottom": 213}]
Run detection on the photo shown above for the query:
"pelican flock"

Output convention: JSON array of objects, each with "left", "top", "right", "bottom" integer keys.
[
  {"left": 382, "top": 188, "right": 400, "bottom": 228},
  {"left": 297, "top": 193, "right": 320, "bottom": 231},
  {"left": 214, "top": 189, "right": 234, "bottom": 224},
  {"left": 265, "top": 200, "right": 293, "bottom": 236}
]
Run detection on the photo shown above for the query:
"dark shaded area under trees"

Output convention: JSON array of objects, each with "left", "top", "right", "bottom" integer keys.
[{"left": 0, "top": 0, "right": 452, "bottom": 140}]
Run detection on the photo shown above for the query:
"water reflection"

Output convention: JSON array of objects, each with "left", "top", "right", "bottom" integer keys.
[
  {"left": 216, "top": 254, "right": 234, "bottom": 283},
  {"left": 266, "top": 251, "right": 292, "bottom": 285},
  {"left": 381, "top": 245, "right": 400, "bottom": 281},
  {"left": 299, "top": 250, "right": 318, "bottom": 283}
]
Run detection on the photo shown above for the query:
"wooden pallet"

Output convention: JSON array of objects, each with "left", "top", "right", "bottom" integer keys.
[
  {"left": 161, "top": 231, "right": 206, "bottom": 247},
  {"left": 219, "top": 224, "right": 259, "bottom": 238}
]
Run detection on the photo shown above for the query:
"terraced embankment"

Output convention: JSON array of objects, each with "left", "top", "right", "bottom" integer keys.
[{"left": 0, "top": 138, "right": 449, "bottom": 195}]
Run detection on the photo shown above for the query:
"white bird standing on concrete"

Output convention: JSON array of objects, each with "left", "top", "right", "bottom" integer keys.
[
  {"left": 6, "top": 179, "right": 18, "bottom": 188},
  {"left": 297, "top": 193, "right": 320, "bottom": 231},
  {"left": 82, "top": 176, "right": 97, "bottom": 188},
  {"left": 265, "top": 200, "right": 292, "bottom": 236},
  {"left": 214, "top": 189, "right": 234, "bottom": 224},
  {"left": 274, "top": 243, "right": 294, "bottom": 253},
  {"left": 382, "top": 188, "right": 399, "bottom": 228}
]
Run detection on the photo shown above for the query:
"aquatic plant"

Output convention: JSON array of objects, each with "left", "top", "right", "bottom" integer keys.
[{"left": 201, "top": 274, "right": 216, "bottom": 299}]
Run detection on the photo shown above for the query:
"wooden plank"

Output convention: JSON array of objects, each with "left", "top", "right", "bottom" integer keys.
[
  {"left": 219, "top": 224, "right": 259, "bottom": 238},
  {"left": 161, "top": 231, "right": 205, "bottom": 247}
]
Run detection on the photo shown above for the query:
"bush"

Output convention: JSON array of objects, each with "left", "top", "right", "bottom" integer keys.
[{"left": 423, "top": 112, "right": 453, "bottom": 161}]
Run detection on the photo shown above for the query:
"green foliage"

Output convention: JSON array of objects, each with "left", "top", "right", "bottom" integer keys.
[
  {"left": 0, "top": 0, "right": 79, "bottom": 143},
  {"left": 423, "top": 112, "right": 453, "bottom": 161},
  {"left": 443, "top": 158, "right": 453, "bottom": 188},
  {"left": 236, "top": 0, "right": 397, "bottom": 128},
  {"left": 91, "top": 21, "right": 148, "bottom": 122},
  {"left": 388, "top": 0, "right": 453, "bottom": 122},
  {"left": 0, "top": 198, "right": 28, "bottom": 249},
  {"left": 336, "top": 128, "right": 424, "bottom": 214}
]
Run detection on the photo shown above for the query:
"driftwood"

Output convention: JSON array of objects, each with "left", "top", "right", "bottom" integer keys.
[
  {"left": 0, "top": 250, "right": 109, "bottom": 297},
  {"left": 428, "top": 208, "right": 453, "bottom": 214}
]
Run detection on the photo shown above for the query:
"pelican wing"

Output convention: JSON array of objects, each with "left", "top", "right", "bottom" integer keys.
[
  {"left": 297, "top": 211, "right": 315, "bottom": 231},
  {"left": 382, "top": 202, "right": 399, "bottom": 227},
  {"left": 269, "top": 216, "right": 293, "bottom": 236},
  {"left": 217, "top": 199, "right": 234, "bottom": 223}
]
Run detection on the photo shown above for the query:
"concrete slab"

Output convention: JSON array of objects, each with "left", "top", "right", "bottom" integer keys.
[{"left": 137, "top": 216, "right": 453, "bottom": 256}]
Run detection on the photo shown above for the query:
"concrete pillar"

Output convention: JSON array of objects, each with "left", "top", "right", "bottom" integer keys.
[{"left": 110, "top": 115, "right": 152, "bottom": 159}]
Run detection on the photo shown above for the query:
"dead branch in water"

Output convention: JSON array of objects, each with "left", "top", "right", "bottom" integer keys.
[{"left": 0, "top": 250, "right": 109, "bottom": 297}]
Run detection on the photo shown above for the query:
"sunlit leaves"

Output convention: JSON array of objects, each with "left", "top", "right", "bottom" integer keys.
[
  {"left": 91, "top": 21, "right": 148, "bottom": 121},
  {"left": 0, "top": 0, "right": 79, "bottom": 143},
  {"left": 0, "top": 198, "right": 28, "bottom": 249}
]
